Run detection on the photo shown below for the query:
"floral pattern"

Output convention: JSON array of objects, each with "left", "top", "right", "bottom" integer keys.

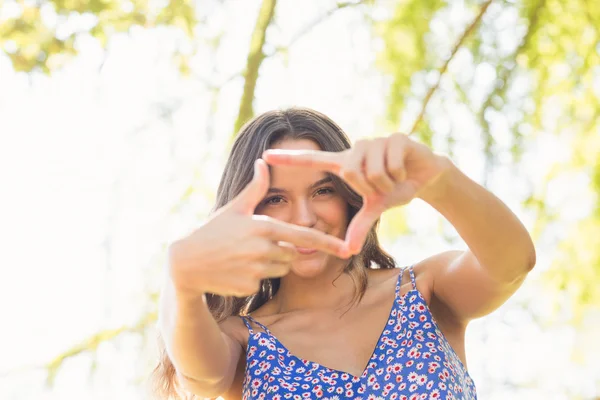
[{"left": 240, "top": 266, "right": 477, "bottom": 399}]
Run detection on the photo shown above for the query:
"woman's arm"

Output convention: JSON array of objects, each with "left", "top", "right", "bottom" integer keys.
[
  {"left": 262, "top": 134, "right": 536, "bottom": 321},
  {"left": 417, "top": 156, "right": 536, "bottom": 321},
  {"left": 159, "top": 271, "right": 242, "bottom": 397},
  {"left": 158, "top": 159, "right": 349, "bottom": 397}
]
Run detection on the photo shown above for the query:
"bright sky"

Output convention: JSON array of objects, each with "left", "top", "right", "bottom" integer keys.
[{"left": 0, "top": 0, "right": 599, "bottom": 399}]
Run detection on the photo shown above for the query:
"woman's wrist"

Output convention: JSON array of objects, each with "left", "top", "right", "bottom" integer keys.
[
  {"left": 415, "top": 153, "right": 455, "bottom": 204},
  {"left": 174, "top": 291, "right": 211, "bottom": 323}
]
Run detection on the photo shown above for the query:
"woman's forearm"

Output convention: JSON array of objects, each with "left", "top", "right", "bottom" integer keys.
[
  {"left": 418, "top": 156, "right": 536, "bottom": 283},
  {"left": 159, "top": 277, "right": 236, "bottom": 388}
]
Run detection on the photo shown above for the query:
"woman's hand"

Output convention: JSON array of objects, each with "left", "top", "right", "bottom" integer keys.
[
  {"left": 262, "top": 133, "right": 451, "bottom": 255},
  {"left": 168, "top": 159, "right": 349, "bottom": 299}
]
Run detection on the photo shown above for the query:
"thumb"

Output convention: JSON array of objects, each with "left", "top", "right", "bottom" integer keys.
[
  {"left": 229, "top": 158, "right": 270, "bottom": 215},
  {"left": 344, "top": 202, "right": 383, "bottom": 255}
]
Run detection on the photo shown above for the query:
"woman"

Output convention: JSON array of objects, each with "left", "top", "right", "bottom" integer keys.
[{"left": 153, "top": 107, "right": 536, "bottom": 400}]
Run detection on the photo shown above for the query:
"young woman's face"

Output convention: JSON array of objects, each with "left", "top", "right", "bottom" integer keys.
[{"left": 255, "top": 138, "right": 350, "bottom": 278}]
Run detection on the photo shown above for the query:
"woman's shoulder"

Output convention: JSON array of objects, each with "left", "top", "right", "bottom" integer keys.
[
  {"left": 218, "top": 314, "right": 249, "bottom": 346},
  {"left": 395, "top": 261, "right": 436, "bottom": 304},
  {"left": 218, "top": 302, "right": 283, "bottom": 343},
  {"left": 410, "top": 251, "right": 464, "bottom": 301}
]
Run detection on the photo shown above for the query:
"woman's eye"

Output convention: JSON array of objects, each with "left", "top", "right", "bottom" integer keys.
[
  {"left": 264, "top": 196, "right": 285, "bottom": 205},
  {"left": 315, "top": 187, "right": 334, "bottom": 196}
]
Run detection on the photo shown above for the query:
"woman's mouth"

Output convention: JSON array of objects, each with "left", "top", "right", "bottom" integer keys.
[{"left": 295, "top": 247, "right": 317, "bottom": 255}]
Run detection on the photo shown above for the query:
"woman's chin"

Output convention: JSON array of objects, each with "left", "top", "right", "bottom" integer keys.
[{"left": 290, "top": 257, "right": 328, "bottom": 278}]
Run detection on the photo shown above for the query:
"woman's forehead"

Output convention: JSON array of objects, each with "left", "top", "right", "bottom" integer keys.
[
  {"left": 270, "top": 137, "right": 320, "bottom": 151},
  {"left": 267, "top": 138, "right": 327, "bottom": 187},
  {"left": 268, "top": 164, "right": 328, "bottom": 189}
]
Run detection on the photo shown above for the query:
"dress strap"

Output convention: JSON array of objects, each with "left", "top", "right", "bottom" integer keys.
[
  {"left": 243, "top": 315, "right": 273, "bottom": 336},
  {"left": 240, "top": 316, "right": 253, "bottom": 333},
  {"left": 394, "top": 267, "right": 405, "bottom": 298},
  {"left": 408, "top": 264, "right": 417, "bottom": 290}
]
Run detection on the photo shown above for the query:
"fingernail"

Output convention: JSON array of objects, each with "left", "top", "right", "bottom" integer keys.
[
  {"left": 340, "top": 246, "right": 351, "bottom": 259},
  {"left": 253, "top": 159, "right": 259, "bottom": 174}
]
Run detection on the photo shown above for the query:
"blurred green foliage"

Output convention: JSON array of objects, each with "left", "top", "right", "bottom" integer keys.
[
  {"left": 377, "top": 0, "right": 600, "bottom": 317},
  {"left": 2, "top": 0, "right": 598, "bottom": 317},
  {"left": 0, "top": 0, "right": 196, "bottom": 73},
  {"left": 3, "top": 1, "right": 598, "bottom": 392}
]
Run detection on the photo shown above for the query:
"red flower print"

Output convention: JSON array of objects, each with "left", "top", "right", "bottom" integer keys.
[
  {"left": 241, "top": 280, "right": 477, "bottom": 400},
  {"left": 408, "top": 372, "right": 418, "bottom": 382}
]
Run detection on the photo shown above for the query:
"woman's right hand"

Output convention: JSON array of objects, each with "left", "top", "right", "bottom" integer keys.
[{"left": 168, "top": 159, "right": 349, "bottom": 299}]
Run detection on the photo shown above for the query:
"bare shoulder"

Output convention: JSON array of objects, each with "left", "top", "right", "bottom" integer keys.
[
  {"left": 376, "top": 262, "right": 435, "bottom": 304},
  {"left": 412, "top": 251, "right": 469, "bottom": 328},
  {"left": 412, "top": 252, "right": 464, "bottom": 301},
  {"left": 218, "top": 314, "right": 249, "bottom": 345},
  {"left": 366, "top": 266, "right": 401, "bottom": 285}
]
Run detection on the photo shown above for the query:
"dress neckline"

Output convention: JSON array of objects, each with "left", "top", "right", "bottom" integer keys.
[{"left": 246, "top": 286, "right": 416, "bottom": 381}]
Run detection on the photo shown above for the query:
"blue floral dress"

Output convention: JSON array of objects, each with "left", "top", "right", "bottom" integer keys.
[{"left": 240, "top": 266, "right": 477, "bottom": 399}]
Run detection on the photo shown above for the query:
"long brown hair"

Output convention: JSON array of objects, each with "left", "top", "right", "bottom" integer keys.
[{"left": 152, "top": 107, "right": 395, "bottom": 399}]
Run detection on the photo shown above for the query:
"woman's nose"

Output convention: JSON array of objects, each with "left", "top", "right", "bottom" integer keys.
[{"left": 292, "top": 200, "right": 318, "bottom": 228}]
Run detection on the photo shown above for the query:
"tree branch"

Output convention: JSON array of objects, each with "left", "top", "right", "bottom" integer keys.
[
  {"left": 197, "top": 1, "right": 366, "bottom": 93},
  {"left": 229, "top": 0, "right": 368, "bottom": 140},
  {"left": 409, "top": 0, "right": 493, "bottom": 136},
  {"left": 232, "top": 0, "right": 278, "bottom": 137},
  {"left": 45, "top": 311, "right": 157, "bottom": 385},
  {"left": 266, "top": 0, "right": 368, "bottom": 57},
  {"left": 0, "top": 311, "right": 157, "bottom": 385}
]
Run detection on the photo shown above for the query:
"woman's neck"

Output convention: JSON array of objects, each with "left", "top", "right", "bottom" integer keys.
[{"left": 271, "top": 261, "right": 357, "bottom": 314}]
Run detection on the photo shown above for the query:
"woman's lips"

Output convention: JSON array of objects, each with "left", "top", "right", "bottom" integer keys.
[{"left": 295, "top": 247, "right": 317, "bottom": 255}]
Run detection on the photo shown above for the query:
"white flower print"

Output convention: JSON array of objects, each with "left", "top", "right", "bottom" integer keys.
[
  {"left": 241, "top": 269, "right": 477, "bottom": 400},
  {"left": 408, "top": 372, "right": 419, "bottom": 382}
]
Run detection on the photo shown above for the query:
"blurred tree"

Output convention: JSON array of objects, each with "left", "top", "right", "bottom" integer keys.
[
  {"left": 0, "top": 0, "right": 198, "bottom": 73},
  {"left": 376, "top": 0, "right": 600, "bottom": 317},
  {"left": 3, "top": 0, "right": 374, "bottom": 388},
  {"left": 231, "top": 0, "right": 371, "bottom": 139},
  {"left": 233, "top": 0, "right": 277, "bottom": 136},
  {"left": 5, "top": 0, "right": 599, "bottom": 394}
]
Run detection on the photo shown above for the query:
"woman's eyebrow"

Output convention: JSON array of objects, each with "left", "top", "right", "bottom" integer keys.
[
  {"left": 267, "top": 177, "right": 333, "bottom": 194},
  {"left": 309, "top": 176, "right": 333, "bottom": 189}
]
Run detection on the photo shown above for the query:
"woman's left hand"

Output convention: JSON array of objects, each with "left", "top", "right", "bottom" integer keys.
[{"left": 262, "top": 133, "right": 451, "bottom": 255}]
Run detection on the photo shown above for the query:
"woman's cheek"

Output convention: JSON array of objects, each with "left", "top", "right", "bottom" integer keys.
[
  {"left": 317, "top": 198, "right": 349, "bottom": 227},
  {"left": 261, "top": 205, "right": 289, "bottom": 221}
]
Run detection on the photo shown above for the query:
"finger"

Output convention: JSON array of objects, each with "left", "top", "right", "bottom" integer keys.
[
  {"left": 252, "top": 216, "right": 349, "bottom": 258},
  {"left": 215, "top": 272, "right": 261, "bottom": 297},
  {"left": 344, "top": 203, "right": 383, "bottom": 255},
  {"left": 252, "top": 261, "right": 292, "bottom": 279},
  {"left": 230, "top": 280, "right": 261, "bottom": 297},
  {"left": 385, "top": 135, "right": 407, "bottom": 182},
  {"left": 262, "top": 149, "right": 344, "bottom": 174},
  {"left": 340, "top": 142, "right": 376, "bottom": 197},
  {"left": 228, "top": 159, "right": 270, "bottom": 214},
  {"left": 256, "top": 240, "right": 299, "bottom": 263},
  {"left": 365, "top": 138, "right": 395, "bottom": 194},
  {"left": 236, "top": 238, "right": 295, "bottom": 263}
]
